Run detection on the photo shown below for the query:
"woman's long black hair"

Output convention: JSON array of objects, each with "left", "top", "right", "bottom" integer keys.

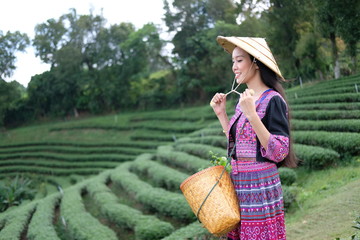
[{"left": 251, "top": 55, "right": 298, "bottom": 168}]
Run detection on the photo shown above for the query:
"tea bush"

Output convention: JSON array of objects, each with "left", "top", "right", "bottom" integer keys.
[
  {"left": 278, "top": 168, "right": 297, "bottom": 186},
  {"left": 27, "top": 194, "right": 61, "bottom": 240},
  {"left": 294, "top": 144, "right": 340, "bottom": 169},
  {"left": 86, "top": 178, "right": 174, "bottom": 240},
  {"left": 60, "top": 186, "right": 117, "bottom": 240},
  {"left": 130, "top": 153, "right": 189, "bottom": 191},
  {"left": 111, "top": 162, "right": 194, "bottom": 221}
]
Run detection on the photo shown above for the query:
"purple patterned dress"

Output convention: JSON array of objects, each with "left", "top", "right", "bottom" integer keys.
[{"left": 227, "top": 89, "right": 289, "bottom": 240}]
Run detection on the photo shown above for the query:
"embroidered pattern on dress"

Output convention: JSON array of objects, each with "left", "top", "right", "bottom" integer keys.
[
  {"left": 227, "top": 89, "right": 288, "bottom": 240},
  {"left": 261, "top": 134, "right": 289, "bottom": 162},
  {"left": 228, "top": 89, "right": 289, "bottom": 164}
]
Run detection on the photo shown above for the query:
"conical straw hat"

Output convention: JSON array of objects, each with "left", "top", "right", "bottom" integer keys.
[{"left": 216, "top": 36, "right": 284, "bottom": 80}]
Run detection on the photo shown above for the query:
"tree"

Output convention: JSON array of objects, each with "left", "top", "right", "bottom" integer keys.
[
  {"left": 334, "top": 0, "right": 360, "bottom": 73},
  {"left": 164, "top": 0, "right": 237, "bottom": 58},
  {"left": 31, "top": 9, "right": 169, "bottom": 115},
  {"left": 120, "top": 23, "right": 167, "bottom": 107},
  {"left": 0, "top": 31, "right": 29, "bottom": 79},
  {"left": 0, "top": 80, "right": 23, "bottom": 126},
  {"left": 32, "top": 9, "right": 111, "bottom": 116},
  {"left": 314, "top": 0, "right": 343, "bottom": 79},
  {"left": 294, "top": 22, "right": 331, "bottom": 81},
  {"left": 33, "top": 8, "right": 109, "bottom": 71},
  {"left": 27, "top": 69, "right": 80, "bottom": 117},
  {"left": 262, "top": 0, "right": 304, "bottom": 79},
  {"left": 163, "top": 0, "right": 239, "bottom": 102},
  {"left": 33, "top": 18, "right": 66, "bottom": 67}
]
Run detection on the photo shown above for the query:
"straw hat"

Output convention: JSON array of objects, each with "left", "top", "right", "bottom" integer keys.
[{"left": 216, "top": 36, "right": 284, "bottom": 80}]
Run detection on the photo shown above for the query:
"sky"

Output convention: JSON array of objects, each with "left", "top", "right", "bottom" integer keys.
[{"left": 1, "top": 0, "right": 168, "bottom": 87}]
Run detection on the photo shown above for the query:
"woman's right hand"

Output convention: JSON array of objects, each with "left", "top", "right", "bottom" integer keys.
[{"left": 210, "top": 93, "right": 227, "bottom": 116}]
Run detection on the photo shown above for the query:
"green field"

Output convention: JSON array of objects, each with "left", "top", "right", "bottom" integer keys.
[{"left": 0, "top": 74, "right": 360, "bottom": 240}]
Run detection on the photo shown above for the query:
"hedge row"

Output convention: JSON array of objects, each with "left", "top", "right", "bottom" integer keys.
[
  {"left": 173, "top": 143, "right": 227, "bottom": 160},
  {"left": 131, "top": 120, "right": 211, "bottom": 133},
  {"left": 278, "top": 168, "right": 297, "bottom": 186},
  {"left": 290, "top": 102, "right": 360, "bottom": 111},
  {"left": 129, "top": 106, "right": 214, "bottom": 122},
  {"left": 0, "top": 145, "right": 152, "bottom": 156},
  {"left": 294, "top": 144, "right": 340, "bottom": 170},
  {"left": 156, "top": 145, "right": 210, "bottom": 174},
  {"left": 46, "top": 175, "right": 86, "bottom": 189},
  {"left": 130, "top": 111, "right": 215, "bottom": 122},
  {"left": 0, "top": 166, "right": 105, "bottom": 176},
  {"left": 161, "top": 221, "right": 209, "bottom": 240},
  {"left": 291, "top": 119, "right": 360, "bottom": 132},
  {"left": 86, "top": 178, "right": 174, "bottom": 240},
  {"left": 0, "top": 159, "right": 120, "bottom": 169},
  {"left": 187, "top": 128, "right": 223, "bottom": 137},
  {"left": 176, "top": 136, "right": 227, "bottom": 148},
  {"left": 130, "top": 131, "right": 182, "bottom": 142},
  {"left": 129, "top": 153, "right": 189, "bottom": 191},
  {"left": 286, "top": 74, "right": 360, "bottom": 95},
  {"left": 207, "top": 121, "right": 223, "bottom": 129},
  {"left": 286, "top": 86, "right": 359, "bottom": 99},
  {"left": 110, "top": 162, "right": 195, "bottom": 221},
  {"left": 49, "top": 125, "right": 131, "bottom": 132},
  {"left": 60, "top": 186, "right": 118, "bottom": 240},
  {"left": 0, "top": 202, "right": 37, "bottom": 240},
  {"left": 282, "top": 185, "right": 300, "bottom": 210},
  {"left": 293, "top": 131, "right": 360, "bottom": 156},
  {"left": 288, "top": 93, "right": 360, "bottom": 105},
  {"left": 0, "top": 152, "right": 133, "bottom": 162},
  {"left": 0, "top": 140, "right": 160, "bottom": 150},
  {"left": 27, "top": 194, "right": 61, "bottom": 240},
  {"left": 291, "top": 110, "right": 360, "bottom": 120}
]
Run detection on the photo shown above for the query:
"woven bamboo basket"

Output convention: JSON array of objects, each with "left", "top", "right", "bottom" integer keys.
[{"left": 180, "top": 165, "right": 240, "bottom": 236}]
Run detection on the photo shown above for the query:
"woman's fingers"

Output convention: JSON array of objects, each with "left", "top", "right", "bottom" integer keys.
[
  {"left": 211, "top": 93, "right": 224, "bottom": 103},
  {"left": 243, "top": 88, "right": 255, "bottom": 97},
  {"left": 249, "top": 89, "right": 255, "bottom": 96},
  {"left": 210, "top": 93, "right": 226, "bottom": 107},
  {"left": 241, "top": 89, "right": 255, "bottom": 100}
]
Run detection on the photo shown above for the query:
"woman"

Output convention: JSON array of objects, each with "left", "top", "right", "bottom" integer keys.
[{"left": 211, "top": 36, "right": 297, "bottom": 240}]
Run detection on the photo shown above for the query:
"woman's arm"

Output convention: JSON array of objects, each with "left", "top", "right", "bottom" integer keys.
[
  {"left": 210, "top": 93, "right": 229, "bottom": 138},
  {"left": 259, "top": 96, "right": 290, "bottom": 162},
  {"left": 216, "top": 112, "right": 230, "bottom": 138}
]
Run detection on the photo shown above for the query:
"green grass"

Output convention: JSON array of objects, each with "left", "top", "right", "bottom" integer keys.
[{"left": 286, "top": 161, "right": 360, "bottom": 239}]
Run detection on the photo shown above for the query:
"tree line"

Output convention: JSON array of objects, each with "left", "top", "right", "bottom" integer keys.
[{"left": 0, "top": 0, "right": 359, "bottom": 127}]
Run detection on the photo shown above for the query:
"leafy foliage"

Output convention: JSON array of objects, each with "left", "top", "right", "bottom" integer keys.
[
  {"left": 0, "top": 31, "right": 29, "bottom": 79},
  {"left": 278, "top": 167, "right": 297, "bottom": 186},
  {"left": 2, "top": 0, "right": 360, "bottom": 126},
  {"left": 0, "top": 80, "right": 25, "bottom": 126},
  {"left": 0, "top": 175, "right": 35, "bottom": 212},
  {"left": 208, "top": 151, "right": 232, "bottom": 173}
]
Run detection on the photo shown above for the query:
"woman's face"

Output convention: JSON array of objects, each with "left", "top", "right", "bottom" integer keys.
[{"left": 232, "top": 47, "right": 257, "bottom": 84}]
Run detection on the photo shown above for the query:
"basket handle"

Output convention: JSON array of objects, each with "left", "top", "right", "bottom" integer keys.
[{"left": 196, "top": 142, "right": 237, "bottom": 222}]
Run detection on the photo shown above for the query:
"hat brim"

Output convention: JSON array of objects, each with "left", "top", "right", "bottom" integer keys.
[{"left": 216, "top": 36, "right": 284, "bottom": 80}]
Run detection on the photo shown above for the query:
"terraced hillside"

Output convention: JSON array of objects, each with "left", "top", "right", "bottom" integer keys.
[
  {"left": 0, "top": 74, "right": 359, "bottom": 240},
  {"left": 0, "top": 106, "right": 217, "bottom": 198}
]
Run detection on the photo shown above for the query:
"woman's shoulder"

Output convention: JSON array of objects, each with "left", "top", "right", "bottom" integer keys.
[
  {"left": 257, "top": 90, "right": 287, "bottom": 117},
  {"left": 265, "top": 90, "right": 287, "bottom": 106},
  {"left": 266, "top": 91, "right": 288, "bottom": 115},
  {"left": 268, "top": 89, "right": 285, "bottom": 100}
]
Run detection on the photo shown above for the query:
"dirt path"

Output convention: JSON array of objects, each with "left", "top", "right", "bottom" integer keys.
[{"left": 287, "top": 179, "right": 360, "bottom": 240}]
